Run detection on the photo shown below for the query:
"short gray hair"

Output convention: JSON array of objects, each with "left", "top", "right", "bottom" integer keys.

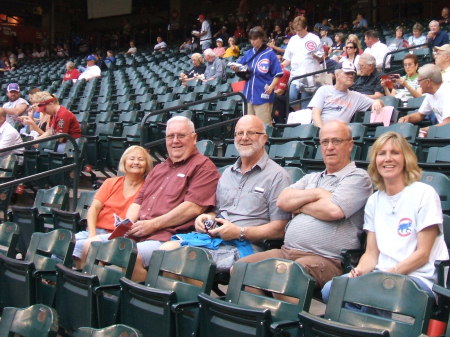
[
  {"left": 203, "top": 48, "right": 216, "bottom": 58},
  {"left": 360, "top": 53, "right": 376, "bottom": 66},
  {"left": 66, "top": 61, "right": 75, "bottom": 69},
  {"left": 429, "top": 20, "right": 439, "bottom": 28},
  {"left": 166, "top": 116, "right": 195, "bottom": 133},
  {"left": 418, "top": 63, "right": 443, "bottom": 84}
]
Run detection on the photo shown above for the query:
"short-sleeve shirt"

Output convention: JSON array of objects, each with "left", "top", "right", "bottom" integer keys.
[
  {"left": 283, "top": 162, "right": 373, "bottom": 259},
  {"left": 364, "top": 41, "right": 389, "bottom": 69},
  {"left": 49, "top": 105, "right": 81, "bottom": 139},
  {"left": 0, "top": 121, "right": 23, "bottom": 156},
  {"left": 364, "top": 182, "right": 448, "bottom": 289},
  {"left": 63, "top": 69, "right": 80, "bottom": 81},
  {"left": 283, "top": 33, "right": 323, "bottom": 78},
  {"left": 134, "top": 150, "right": 220, "bottom": 241},
  {"left": 351, "top": 70, "right": 384, "bottom": 95},
  {"left": 308, "top": 85, "right": 373, "bottom": 123},
  {"left": 204, "top": 57, "right": 225, "bottom": 80},
  {"left": 215, "top": 153, "right": 291, "bottom": 227},
  {"left": 184, "top": 64, "right": 206, "bottom": 78},
  {"left": 94, "top": 176, "right": 143, "bottom": 231},
  {"left": 78, "top": 65, "right": 101, "bottom": 81},
  {"left": 3, "top": 97, "right": 29, "bottom": 124},
  {"left": 428, "top": 31, "right": 450, "bottom": 47},
  {"left": 418, "top": 82, "right": 450, "bottom": 123}
]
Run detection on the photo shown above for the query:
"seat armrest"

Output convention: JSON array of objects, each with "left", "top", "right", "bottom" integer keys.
[
  {"left": 171, "top": 300, "right": 200, "bottom": 313},
  {"left": 270, "top": 320, "right": 299, "bottom": 336}
]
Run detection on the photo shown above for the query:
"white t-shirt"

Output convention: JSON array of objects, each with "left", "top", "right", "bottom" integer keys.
[
  {"left": 78, "top": 65, "right": 101, "bottom": 81},
  {"left": 364, "top": 40, "right": 389, "bottom": 69},
  {"left": 418, "top": 82, "right": 450, "bottom": 123},
  {"left": 284, "top": 32, "right": 323, "bottom": 87},
  {"left": 2, "top": 97, "right": 29, "bottom": 124},
  {"left": 154, "top": 42, "right": 167, "bottom": 51},
  {"left": 308, "top": 85, "right": 373, "bottom": 123},
  {"left": 200, "top": 20, "right": 212, "bottom": 46},
  {"left": 339, "top": 54, "right": 361, "bottom": 73},
  {"left": 408, "top": 35, "right": 426, "bottom": 47},
  {"left": 364, "top": 182, "right": 449, "bottom": 290},
  {"left": 0, "top": 121, "right": 24, "bottom": 156}
]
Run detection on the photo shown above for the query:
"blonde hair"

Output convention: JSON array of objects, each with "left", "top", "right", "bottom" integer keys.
[
  {"left": 191, "top": 53, "right": 204, "bottom": 65},
  {"left": 33, "top": 91, "right": 59, "bottom": 105},
  {"left": 118, "top": 145, "right": 153, "bottom": 175},
  {"left": 368, "top": 132, "right": 422, "bottom": 191},
  {"left": 346, "top": 34, "right": 362, "bottom": 51}
]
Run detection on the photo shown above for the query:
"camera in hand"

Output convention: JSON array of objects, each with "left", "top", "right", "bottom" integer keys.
[{"left": 204, "top": 214, "right": 224, "bottom": 231}]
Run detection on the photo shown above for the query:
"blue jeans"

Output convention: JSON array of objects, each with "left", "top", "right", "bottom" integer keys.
[{"left": 288, "top": 84, "right": 312, "bottom": 109}]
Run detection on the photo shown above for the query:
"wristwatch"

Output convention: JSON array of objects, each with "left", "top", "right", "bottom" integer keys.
[{"left": 239, "top": 227, "right": 246, "bottom": 241}]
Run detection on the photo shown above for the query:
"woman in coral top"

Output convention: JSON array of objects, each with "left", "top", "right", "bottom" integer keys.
[{"left": 72, "top": 145, "right": 153, "bottom": 262}]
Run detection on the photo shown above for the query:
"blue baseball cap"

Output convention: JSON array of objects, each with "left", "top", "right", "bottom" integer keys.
[
  {"left": 86, "top": 54, "right": 97, "bottom": 61},
  {"left": 7, "top": 83, "right": 20, "bottom": 92}
]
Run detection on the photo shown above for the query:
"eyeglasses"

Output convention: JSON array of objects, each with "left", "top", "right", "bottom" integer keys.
[
  {"left": 319, "top": 138, "right": 351, "bottom": 147},
  {"left": 403, "top": 63, "right": 415, "bottom": 67},
  {"left": 234, "top": 130, "right": 266, "bottom": 138},
  {"left": 418, "top": 78, "right": 429, "bottom": 83},
  {"left": 165, "top": 132, "right": 193, "bottom": 140},
  {"left": 345, "top": 46, "right": 355, "bottom": 49}
]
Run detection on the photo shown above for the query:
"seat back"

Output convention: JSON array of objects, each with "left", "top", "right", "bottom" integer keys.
[
  {"left": 421, "top": 171, "right": 450, "bottom": 212},
  {"left": 374, "top": 123, "right": 418, "bottom": 143},
  {"left": 426, "top": 145, "right": 450, "bottom": 164},
  {"left": 52, "top": 190, "right": 95, "bottom": 232},
  {"left": 119, "top": 247, "right": 216, "bottom": 337},
  {"left": 0, "top": 229, "right": 74, "bottom": 308},
  {"left": 0, "top": 304, "right": 58, "bottom": 337},
  {"left": 34, "top": 185, "right": 68, "bottom": 214},
  {"left": 56, "top": 238, "right": 137, "bottom": 331},
  {"left": 284, "top": 166, "right": 307, "bottom": 184},
  {"left": 324, "top": 273, "right": 433, "bottom": 337},
  {"left": 196, "top": 139, "right": 215, "bottom": 156},
  {"left": 0, "top": 221, "right": 20, "bottom": 258},
  {"left": 281, "top": 124, "right": 318, "bottom": 140},
  {"left": 269, "top": 141, "right": 313, "bottom": 166},
  {"left": 197, "top": 259, "right": 315, "bottom": 337},
  {"left": 74, "top": 324, "right": 143, "bottom": 337}
]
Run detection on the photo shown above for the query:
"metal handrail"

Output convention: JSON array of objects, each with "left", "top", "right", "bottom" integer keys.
[
  {"left": 284, "top": 67, "right": 336, "bottom": 117},
  {"left": 0, "top": 134, "right": 80, "bottom": 211},
  {"left": 381, "top": 42, "right": 432, "bottom": 73}
]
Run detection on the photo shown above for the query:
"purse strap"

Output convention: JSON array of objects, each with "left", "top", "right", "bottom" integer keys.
[{"left": 242, "top": 44, "right": 267, "bottom": 66}]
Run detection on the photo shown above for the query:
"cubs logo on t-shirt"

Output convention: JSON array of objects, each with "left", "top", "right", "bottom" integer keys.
[
  {"left": 305, "top": 40, "right": 317, "bottom": 52},
  {"left": 397, "top": 218, "right": 413, "bottom": 237},
  {"left": 257, "top": 59, "right": 270, "bottom": 73}
]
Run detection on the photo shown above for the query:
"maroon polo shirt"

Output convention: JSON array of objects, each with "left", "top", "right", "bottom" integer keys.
[{"left": 134, "top": 149, "right": 220, "bottom": 241}]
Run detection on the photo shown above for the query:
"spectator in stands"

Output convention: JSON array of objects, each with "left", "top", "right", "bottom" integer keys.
[
  {"left": 339, "top": 41, "right": 361, "bottom": 73},
  {"left": 387, "top": 26, "right": 409, "bottom": 51},
  {"left": 78, "top": 55, "right": 101, "bottom": 81},
  {"left": 18, "top": 88, "right": 49, "bottom": 138},
  {"left": 106, "top": 116, "right": 219, "bottom": 281},
  {"left": 202, "top": 48, "right": 226, "bottom": 82},
  {"left": 322, "top": 132, "right": 448, "bottom": 301},
  {"left": 439, "top": 7, "right": 450, "bottom": 26},
  {"left": 213, "top": 38, "right": 226, "bottom": 57},
  {"left": 273, "top": 55, "right": 290, "bottom": 123},
  {"left": 320, "top": 26, "right": 333, "bottom": 47},
  {"left": 0, "top": 58, "right": 7, "bottom": 78},
  {"left": 310, "top": 61, "right": 383, "bottom": 128},
  {"left": 238, "top": 120, "right": 373, "bottom": 288},
  {"left": 330, "top": 32, "right": 345, "bottom": 54},
  {"left": 159, "top": 115, "right": 291, "bottom": 271},
  {"left": 381, "top": 54, "right": 422, "bottom": 99},
  {"left": 179, "top": 38, "right": 195, "bottom": 53},
  {"left": 364, "top": 30, "right": 389, "bottom": 71},
  {"left": 408, "top": 23, "right": 427, "bottom": 47},
  {"left": 398, "top": 64, "right": 450, "bottom": 136},
  {"left": 352, "top": 12, "right": 368, "bottom": 29},
  {"left": 126, "top": 40, "right": 137, "bottom": 54},
  {"left": 433, "top": 44, "right": 450, "bottom": 82},
  {"left": 233, "top": 23, "right": 246, "bottom": 42},
  {"left": 282, "top": 15, "right": 324, "bottom": 110},
  {"left": 427, "top": 20, "right": 449, "bottom": 47},
  {"left": 213, "top": 26, "right": 230, "bottom": 44},
  {"left": 351, "top": 53, "right": 384, "bottom": 99},
  {"left": 179, "top": 52, "right": 206, "bottom": 86},
  {"left": 104, "top": 50, "right": 116, "bottom": 64},
  {"left": 74, "top": 146, "right": 153, "bottom": 266},
  {"left": 232, "top": 26, "right": 283, "bottom": 125},
  {"left": 2, "top": 83, "right": 29, "bottom": 124},
  {"left": 62, "top": 61, "right": 80, "bottom": 83},
  {"left": 0, "top": 108, "right": 23, "bottom": 157},
  {"left": 33, "top": 91, "right": 81, "bottom": 152},
  {"left": 153, "top": 36, "right": 167, "bottom": 52},
  {"left": 223, "top": 37, "right": 240, "bottom": 59},
  {"left": 268, "top": 35, "right": 290, "bottom": 55},
  {"left": 193, "top": 14, "right": 212, "bottom": 51},
  {"left": 31, "top": 48, "right": 40, "bottom": 58}
]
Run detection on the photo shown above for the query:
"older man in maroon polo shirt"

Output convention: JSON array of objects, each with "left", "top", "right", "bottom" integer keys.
[{"left": 125, "top": 116, "right": 220, "bottom": 281}]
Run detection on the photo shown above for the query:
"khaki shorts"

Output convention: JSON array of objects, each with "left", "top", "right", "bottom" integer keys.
[
  {"left": 238, "top": 245, "right": 342, "bottom": 288},
  {"left": 247, "top": 103, "right": 273, "bottom": 125}
]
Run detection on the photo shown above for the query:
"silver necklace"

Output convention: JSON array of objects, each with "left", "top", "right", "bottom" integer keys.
[{"left": 386, "top": 191, "right": 402, "bottom": 214}]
